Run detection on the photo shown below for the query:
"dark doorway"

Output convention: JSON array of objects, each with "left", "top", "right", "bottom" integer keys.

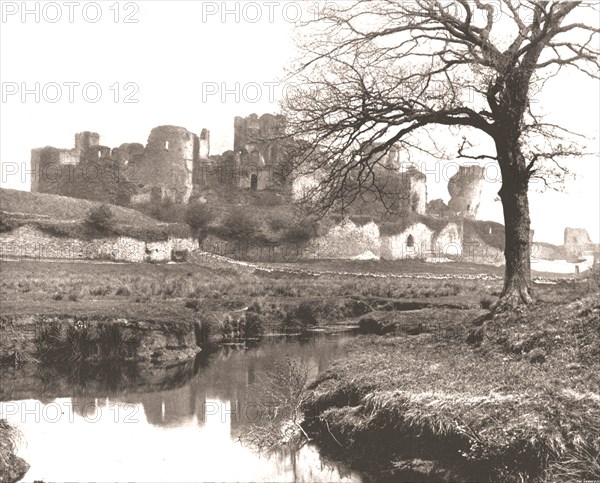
[
  {"left": 407, "top": 234, "right": 415, "bottom": 248},
  {"left": 250, "top": 174, "right": 258, "bottom": 191}
]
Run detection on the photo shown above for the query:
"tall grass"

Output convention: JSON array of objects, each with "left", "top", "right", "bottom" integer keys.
[{"left": 36, "top": 321, "right": 138, "bottom": 364}]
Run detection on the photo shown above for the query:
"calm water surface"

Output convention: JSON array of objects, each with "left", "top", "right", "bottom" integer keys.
[{"left": 2, "top": 333, "right": 360, "bottom": 482}]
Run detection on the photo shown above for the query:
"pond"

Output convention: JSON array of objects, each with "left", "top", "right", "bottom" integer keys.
[{"left": 1, "top": 333, "right": 361, "bottom": 482}]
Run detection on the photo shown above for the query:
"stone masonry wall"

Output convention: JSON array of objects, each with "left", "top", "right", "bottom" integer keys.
[{"left": 0, "top": 225, "right": 198, "bottom": 263}]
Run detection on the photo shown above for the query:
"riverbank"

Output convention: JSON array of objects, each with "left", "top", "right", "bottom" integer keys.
[
  {"left": 303, "top": 277, "right": 600, "bottom": 482},
  {"left": 0, "top": 258, "right": 504, "bottom": 363}
]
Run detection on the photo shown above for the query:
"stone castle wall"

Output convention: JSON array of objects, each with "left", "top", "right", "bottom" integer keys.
[{"left": 0, "top": 225, "right": 198, "bottom": 263}]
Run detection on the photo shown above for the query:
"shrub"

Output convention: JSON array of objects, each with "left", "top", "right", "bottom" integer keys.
[
  {"left": 220, "top": 207, "right": 259, "bottom": 241},
  {"left": 185, "top": 299, "right": 203, "bottom": 312},
  {"left": 152, "top": 197, "right": 182, "bottom": 222},
  {"left": 280, "top": 222, "right": 317, "bottom": 244},
  {"left": 282, "top": 301, "right": 318, "bottom": 333},
  {"left": 268, "top": 213, "right": 292, "bottom": 231},
  {"left": 185, "top": 202, "right": 215, "bottom": 238},
  {"left": 195, "top": 314, "right": 223, "bottom": 344},
  {"left": 90, "top": 285, "right": 111, "bottom": 296},
  {"left": 115, "top": 286, "right": 131, "bottom": 296},
  {"left": 480, "top": 295, "right": 497, "bottom": 310},
  {"left": 85, "top": 204, "right": 115, "bottom": 233},
  {"left": 242, "top": 311, "right": 264, "bottom": 338},
  {"left": 245, "top": 357, "right": 311, "bottom": 448}
]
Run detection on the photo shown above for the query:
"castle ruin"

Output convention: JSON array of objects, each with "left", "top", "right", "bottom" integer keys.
[{"left": 29, "top": 113, "right": 495, "bottom": 227}]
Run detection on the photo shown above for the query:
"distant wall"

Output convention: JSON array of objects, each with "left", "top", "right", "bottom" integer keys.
[
  {"left": 196, "top": 218, "right": 507, "bottom": 265},
  {"left": 307, "top": 220, "right": 381, "bottom": 260},
  {"left": 0, "top": 225, "right": 198, "bottom": 263},
  {"left": 381, "top": 222, "right": 435, "bottom": 260},
  {"left": 532, "top": 256, "right": 594, "bottom": 274},
  {"left": 433, "top": 222, "right": 463, "bottom": 256}
]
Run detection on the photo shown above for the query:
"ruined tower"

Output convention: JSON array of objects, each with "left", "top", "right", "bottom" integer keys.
[
  {"left": 564, "top": 227, "right": 593, "bottom": 259},
  {"left": 233, "top": 113, "right": 286, "bottom": 191},
  {"left": 30, "top": 131, "right": 101, "bottom": 192},
  {"left": 447, "top": 165, "right": 485, "bottom": 219},
  {"left": 74, "top": 131, "right": 100, "bottom": 158},
  {"left": 134, "top": 126, "right": 198, "bottom": 204},
  {"left": 398, "top": 166, "right": 428, "bottom": 215}
]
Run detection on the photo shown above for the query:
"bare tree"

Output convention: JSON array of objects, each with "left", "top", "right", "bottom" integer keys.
[{"left": 282, "top": 0, "right": 599, "bottom": 309}]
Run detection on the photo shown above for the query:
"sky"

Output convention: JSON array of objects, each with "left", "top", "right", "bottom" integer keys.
[{"left": 1, "top": 0, "right": 599, "bottom": 244}]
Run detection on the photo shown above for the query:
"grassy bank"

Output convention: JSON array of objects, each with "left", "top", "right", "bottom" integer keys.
[
  {"left": 0, "top": 259, "right": 503, "bottom": 344},
  {"left": 303, "top": 276, "right": 600, "bottom": 482},
  {"left": 0, "top": 188, "right": 190, "bottom": 241}
]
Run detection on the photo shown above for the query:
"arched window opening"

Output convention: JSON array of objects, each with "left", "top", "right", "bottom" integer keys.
[{"left": 407, "top": 234, "right": 415, "bottom": 248}]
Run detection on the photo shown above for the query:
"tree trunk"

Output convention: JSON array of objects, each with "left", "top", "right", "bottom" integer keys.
[{"left": 496, "top": 156, "right": 535, "bottom": 310}]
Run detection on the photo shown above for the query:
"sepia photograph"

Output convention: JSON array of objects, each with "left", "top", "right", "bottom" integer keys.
[{"left": 1, "top": 1, "right": 599, "bottom": 481}]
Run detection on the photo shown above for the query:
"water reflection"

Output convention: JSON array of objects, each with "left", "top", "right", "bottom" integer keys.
[{"left": 1, "top": 334, "right": 360, "bottom": 482}]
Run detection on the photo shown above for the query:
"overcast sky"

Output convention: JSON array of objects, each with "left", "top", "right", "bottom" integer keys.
[{"left": 1, "top": 1, "right": 598, "bottom": 244}]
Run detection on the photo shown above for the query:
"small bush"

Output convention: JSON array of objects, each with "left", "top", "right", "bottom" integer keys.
[
  {"left": 85, "top": 204, "right": 115, "bottom": 233},
  {"left": 185, "top": 202, "right": 215, "bottom": 238},
  {"left": 528, "top": 348, "right": 546, "bottom": 364},
  {"left": 185, "top": 299, "right": 203, "bottom": 312},
  {"left": 242, "top": 311, "right": 264, "bottom": 338},
  {"left": 195, "top": 315, "right": 223, "bottom": 344},
  {"left": 115, "top": 286, "right": 131, "bottom": 296},
  {"left": 90, "top": 286, "right": 111, "bottom": 296},
  {"left": 480, "top": 295, "right": 497, "bottom": 310},
  {"left": 152, "top": 197, "right": 181, "bottom": 222},
  {"left": 220, "top": 207, "right": 259, "bottom": 241},
  {"left": 280, "top": 222, "right": 317, "bottom": 244},
  {"left": 282, "top": 301, "right": 318, "bottom": 333},
  {"left": 52, "top": 292, "right": 63, "bottom": 301}
]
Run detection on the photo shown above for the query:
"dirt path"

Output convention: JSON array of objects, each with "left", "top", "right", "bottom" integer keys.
[{"left": 189, "top": 250, "right": 565, "bottom": 283}]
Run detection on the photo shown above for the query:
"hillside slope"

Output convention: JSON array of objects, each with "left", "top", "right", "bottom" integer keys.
[{"left": 0, "top": 188, "right": 190, "bottom": 240}]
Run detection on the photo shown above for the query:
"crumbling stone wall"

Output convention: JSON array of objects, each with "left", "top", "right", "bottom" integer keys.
[
  {"left": 113, "top": 143, "right": 144, "bottom": 166},
  {"left": 448, "top": 165, "right": 485, "bottom": 218},
  {"left": 0, "top": 225, "right": 198, "bottom": 262},
  {"left": 381, "top": 222, "right": 435, "bottom": 260},
  {"left": 31, "top": 126, "right": 211, "bottom": 206},
  {"left": 433, "top": 222, "right": 463, "bottom": 257},
  {"left": 306, "top": 220, "right": 381, "bottom": 259},
  {"left": 30, "top": 132, "right": 136, "bottom": 205}
]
